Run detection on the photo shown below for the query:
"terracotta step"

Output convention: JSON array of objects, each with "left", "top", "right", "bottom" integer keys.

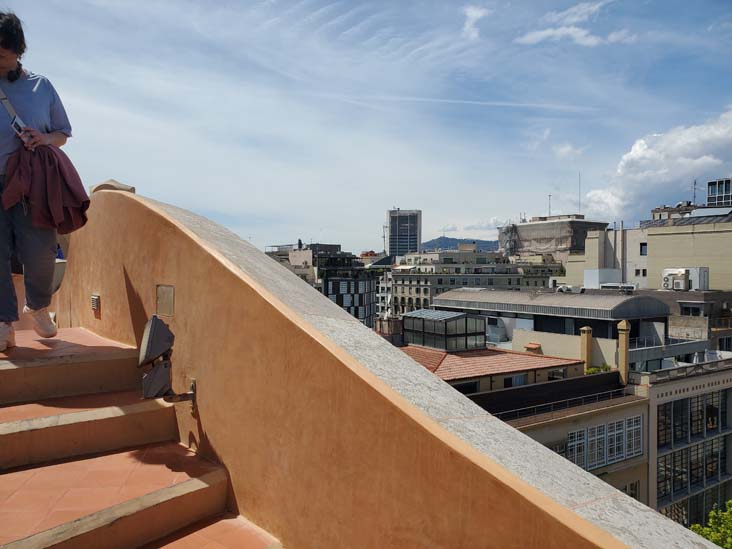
[
  {"left": 0, "top": 391, "right": 177, "bottom": 470},
  {"left": 0, "top": 442, "right": 227, "bottom": 548},
  {"left": 145, "top": 513, "right": 283, "bottom": 549},
  {"left": 0, "top": 328, "right": 139, "bottom": 405}
]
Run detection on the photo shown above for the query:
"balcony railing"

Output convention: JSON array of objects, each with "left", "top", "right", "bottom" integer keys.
[
  {"left": 712, "top": 318, "right": 732, "bottom": 330},
  {"left": 629, "top": 357, "right": 732, "bottom": 385},
  {"left": 495, "top": 388, "right": 630, "bottom": 422},
  {"left": 629, "top": 335, "right": 703, "bottom": 350}
]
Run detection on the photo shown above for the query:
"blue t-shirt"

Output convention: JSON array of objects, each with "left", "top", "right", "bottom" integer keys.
[{"left": 0, "top": 71, "right": 72, "bottom": 175}]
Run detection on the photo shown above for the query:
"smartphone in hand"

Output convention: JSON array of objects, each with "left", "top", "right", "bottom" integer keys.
[{"left": 10, "top": 115, "right": 30, "bottom": 144}]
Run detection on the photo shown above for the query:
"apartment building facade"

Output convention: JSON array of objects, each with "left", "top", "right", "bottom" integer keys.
[
  {"left": 632, "top": 358, "right": 732, "bottom": 527},
  {"left": 389, "top": 246, "right": 562, "bottom": 317}
]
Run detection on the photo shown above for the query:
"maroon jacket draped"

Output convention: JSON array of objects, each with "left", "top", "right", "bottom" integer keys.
[{"left": 1, "top": 145, "right": 89, "bottom": 234}]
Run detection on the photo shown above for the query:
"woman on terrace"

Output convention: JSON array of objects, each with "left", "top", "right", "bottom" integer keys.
[{"left": 0, "top": 11, "right": 72, "bottom": 351}]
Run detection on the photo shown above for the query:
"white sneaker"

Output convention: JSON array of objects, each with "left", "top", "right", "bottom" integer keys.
[
  {"left": 0, "top": 322, "right": 15, "bottom": 352},
  {"left": 23, "top": 306, "right": 57, "bottom": 338}
]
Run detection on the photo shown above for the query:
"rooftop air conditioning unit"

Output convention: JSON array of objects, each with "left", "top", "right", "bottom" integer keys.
[{"left": 661, "top": 267, "right": 709, "bottom": 291}]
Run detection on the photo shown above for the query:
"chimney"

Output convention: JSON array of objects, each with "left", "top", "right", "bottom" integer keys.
[
  {"left": 580, "top": 326, "right": 592, "bottom": 374},
  {"left": 617, "top": 320, "right": 630, "bottom": 385}
]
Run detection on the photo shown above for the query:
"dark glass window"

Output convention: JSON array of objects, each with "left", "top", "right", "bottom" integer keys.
[
  {"left": 705, "top": 439, "right": 719, "bottom": 481},
  {"left": 690, "top": 443, "right": 704, "bottom": 487},
  {"left": 691, "top": 396, "right": 704, "bottom": 437},
  {"left": 689, "top": 493, "right": 704, "bottom": 527},
  {"left": 657, "top": 454, "right": 672, "bottom": 499},
  {"left": 723, "top": 390, "right": 729, "bottom": 430},
  {"left": 674, "top": 399, "right": 689, "bottom": 444},
  {"left": 658, "top": 402, "right": 672, "bottom": 448},
  {"left": 707, "top": 392, "right": 720, "bottom": 434},
  {"left": 673, "top": 449, "right": 688, "bottom": 494},
  {"left": 640, "top": 243, "right": 648, "bottom": 256}
]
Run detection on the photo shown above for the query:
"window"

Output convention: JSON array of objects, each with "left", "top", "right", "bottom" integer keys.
[
  {"left": 657, "top": 454, "right": 672, "bottom": 499},
  {"left": 567, "top": 429, "right": 586, "bottom": 469},
  {"left": 642, "top": 269, "right": 647, "bottom": 277},
  {"left": 658, "top": 403, "right": 672, "bottom": 448},
  {"left": 691, "top": 396, "right": 704, "bottom": 437},
  {"left": 673, "top": 399, "right": 689, "bottom": 444},
  {"left": 720, "top": 337, "right": 732, "bottom": 352},
  {"left": 462, "top": 278, "right": 468, "bottom": 286},
  {"left": 503, "top": 373, "right": 528, "bottom": 388},
  {"left": 707, "top": 392, "right": 720, "bottom": 433},
  {"left": 622, "top": 480, "right": 640, "bottom": 501},
  {"left": 451, "top": 381, "right": 479, "bottom": 395},
  {"left": 626, "top": 415, "right": 642, "bottom": 457},
  {"left": 547, "top": 368, "right": 567, "bottom": 381},
  {"left": 449, "top": 278, "right": 455, "bottom": 285},
  {"left": 607, "top": 420, "right": 625, "bottom": 464},
  {"left": 640, "top": 243, "right": 648, "bottom": 256},
  {"left": 690, "top": 443, "right": 704, "bottom": 487},
  {"left": 587, "top": 424, "right": 607, "bottom": 470},
  {"left": 437, "top": 278, "right": 443, "bottom": 285},
  {"left": 682, "top": 305, "right": 702, "bottom": 317},
  {"left": 635, "top": 269, "right": 641, "bottom": 276},
  {"left": 673, "top": 448, "right": 689, "bottom": 493},
  {"left": 705, "top": 439, "right": 720, "bottom": 481}
]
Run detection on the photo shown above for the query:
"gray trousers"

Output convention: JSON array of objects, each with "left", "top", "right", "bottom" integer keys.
[{"left": 0, "top": 175, "right": 57, "bottom": 322}]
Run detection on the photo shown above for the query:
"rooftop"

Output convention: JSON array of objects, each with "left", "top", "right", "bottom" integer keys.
[
  {"left": 640, "top": 211, "right": 732, "bottom": 228},
  {"left": 401, "top": 309, "right": 467, "bottom": 321},
  {"left": 401, "top": 344, "right": 583, "bottom": 381},
  {"left": 433, "top": 289, "right": 670, "bottom": 320}
]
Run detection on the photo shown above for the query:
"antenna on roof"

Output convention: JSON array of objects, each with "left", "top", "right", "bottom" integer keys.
[
  {"left": 578, "top": 171, "right": 581, "bottom": 214},
  {"left": 693, "top": 179, "right": 697, "bottom": 205},
  {"left": 548, "top": 194, "right": 552, "bottom": 216}
]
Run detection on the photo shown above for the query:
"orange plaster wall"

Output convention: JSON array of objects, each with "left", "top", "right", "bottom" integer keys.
[{"left": 55, "top": 191, "right": 623, "bottom": 549}]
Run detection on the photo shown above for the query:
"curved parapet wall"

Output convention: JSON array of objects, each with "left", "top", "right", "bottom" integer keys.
[{"left": 56, "top": 190, "right": 712, "bottom": 548}]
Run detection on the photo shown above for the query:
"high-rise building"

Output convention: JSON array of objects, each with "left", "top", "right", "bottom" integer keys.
[
  {"left": 386, "top": 209, "right": 422, "bottom": 256},
  {"left": 708, "top": 178, "right": 732, "bottom": 207}
]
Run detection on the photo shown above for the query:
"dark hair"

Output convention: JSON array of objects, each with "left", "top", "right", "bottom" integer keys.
[
  {"left": 0, "top": 12, "right": 25, "bottom": 56},
  {"left": 0, "top": 12, "right": 25, "bottom": 81}
]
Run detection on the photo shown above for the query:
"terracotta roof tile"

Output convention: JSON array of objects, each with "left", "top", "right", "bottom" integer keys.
[{"left": 401, "top": 345, "right": 583, "bottom": 381}]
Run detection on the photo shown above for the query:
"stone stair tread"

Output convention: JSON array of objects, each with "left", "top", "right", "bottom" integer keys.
[
  {"left": 0, "top": 390, "right": 145, "bottom": 424},
  {"left": 0, "top": 441, "right": 221, "bottom": 545},
  {"left": 144, "top": 513, "right": 282, "bottom": 549},
  {"left": 0, "top": 328, "right": 136, "bottom": 368}
]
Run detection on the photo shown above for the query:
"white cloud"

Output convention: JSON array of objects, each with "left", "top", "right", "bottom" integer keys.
[
  {"left": 553, "top": 142, "right": 586, "bottom": 160},
  {"left": 584, "top": 110, "right": 732, "bottom": 219},
  {"left": 607, "top": 29, "right": 637, "bottom": 44},
  {"left": 544, "top": 1, "right": 612, "bottom": 25},
  {"left": 462, "top": 5, "right": 491, "bottom": 41},
  {"left": 515, "top": 26, "right": 604, "bottom": 47},
  {"left": 441, "top": 224, "right": 460, "bottom": 232},
  {"left": 516, "top": 26, "right": 637, "bottom": 47},
  {"left": 464, "top": 217, "right": 506, "bottom": 231},
  {"left": 526, "top": 127, "right": 552, "bottom": 151}
]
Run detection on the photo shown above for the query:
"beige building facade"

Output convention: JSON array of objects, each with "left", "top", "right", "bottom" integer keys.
[{"left": 558, "top": 217, "right": 732, "bottom": 292}]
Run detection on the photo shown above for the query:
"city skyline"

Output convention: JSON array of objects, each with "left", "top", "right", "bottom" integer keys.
[{"left": 9, "top": 0, "right": 732, "bottom": 252}]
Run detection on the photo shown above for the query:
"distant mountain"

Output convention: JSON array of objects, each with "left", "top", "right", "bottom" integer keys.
[{"left": 421, "top": 236, "right": 499, "bottom": 252}]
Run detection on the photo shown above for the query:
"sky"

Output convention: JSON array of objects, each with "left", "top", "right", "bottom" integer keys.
[{"left": 8, "top": 0, "right": 732, "bottom": 252}]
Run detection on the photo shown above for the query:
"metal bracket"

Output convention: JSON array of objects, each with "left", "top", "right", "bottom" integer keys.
[{"left": 163, "top": 379, "right": 196, "bottom": 406}]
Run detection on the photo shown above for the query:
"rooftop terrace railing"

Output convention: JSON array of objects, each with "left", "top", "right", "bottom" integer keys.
[
  {"left": 629, "top": 357, "right": 732, "bottom": 385},
  {"left": 712, "top": 317, "right": 732, "bottom": 330},
  {"left": 495, "top": 387, "right": 631, "bottom": 422},
  {"left": 629, "top": 335, "right": 703, "bottom": 350}
]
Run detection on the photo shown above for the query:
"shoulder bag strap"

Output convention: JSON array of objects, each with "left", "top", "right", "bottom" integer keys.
[{"left": 0, "top": 84, "right": 19, "bottom": 119}]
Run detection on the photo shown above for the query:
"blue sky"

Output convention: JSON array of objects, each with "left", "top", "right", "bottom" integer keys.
[{"left": 9, "top": 0, "right": 732, "bottom": 251}]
